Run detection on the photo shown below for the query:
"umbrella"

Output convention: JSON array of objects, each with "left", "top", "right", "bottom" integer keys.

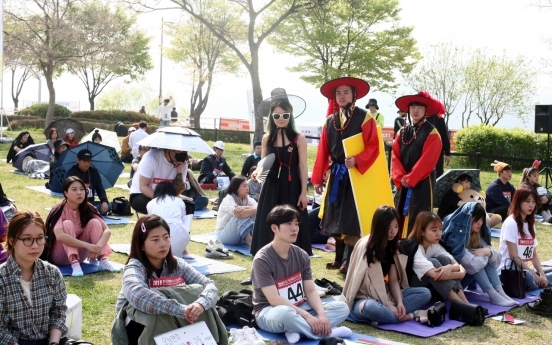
[
  {"left": 49, "top": 142, "right": 124, "bottom": 193},
  {"left": 12, "top": 143, "right": 52, "bottom": 171},
  {"left": 137, "top": 127, "right": 214, "bottom": 154},
  {"left": 44, "top": 119, "right": 85, "bottom": 141},
  {"left": 434, "top": 169, "right": 481, "bottom": 207},
  {"left": 80, "top": 128, "right": 122, "bottom": 152}
]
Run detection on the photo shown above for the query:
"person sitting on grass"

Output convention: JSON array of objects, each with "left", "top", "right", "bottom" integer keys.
[
  {"left": 215, "top": 176, "right": 257, "bottom": 248},
  {"left": 46, "top": 139, "right": 69, "bottom": 190},
  {"left": 341, "top": 206, "right": 432, "bottom": 325},
  {"left": 181, "top": 170, "right": 209, "bottom": 211},
  {"left": 113, "top": 214, "right": 227, "bottom": 345},
  {"left": 519, "top": 162, "right": 552, "bottom": 222},
  {"left": 252, "top": 205, "right": 351, "bottom": 344},
  {"left": 437, "top": 173, "right": 472, "bottom": 220},
  {"left": 63, "top": 128, "right": 79, "bottom": 148},
  {"left": 147, "top": 182, "right": 192, "bottom": 259},
  {"left": 43, "top": 176, "right": 120, "bottom": 277},
  {"left": 247, "top": 166, "right": 262, "bottom": 201},
  {"left": 120, "top": 127, "right": 136, "bottom": 163},
  {"left": 92, "top": 130, "right": 102, "bottom": 144},
  {"left": 485, "top": 161, "right": 516, "bottom": 221},
  {"left": 0, "top": 211, "right": 68, "bottom": 345},
  {"left": 401, "top": 211, "right": 469, "bottom": 303},
  {"left": 6, "top": 131, "right": 34, "bottom": 163},
  {"left": 46, "top": 128, "right": 59, "bottom": 153},
  {"left": 442, "top": 202, "right": 518, "bottom": 306}
]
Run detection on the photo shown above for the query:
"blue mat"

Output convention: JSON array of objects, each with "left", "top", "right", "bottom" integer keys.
[
  {"left": 43, "top": 208, "right": 134, "bottom": 225},
  {"left": 190, "top": 232, "right": 252, "bottom": 256},
  {"left": 56, "top": 260, "right": 125, "bottom": 276},
  {"left": 527, "top": 288, "right": 544, "bottom": 296},
  {"left": 193, "top": 209, "right": 218, "bottom": 219},
  {"left": 491, "top": 229, "right": 501, "bottom": 238},
  {"left": 27, "top": 185, "right": 64, "bottom": 197},
  {"left": 9, "top": 169, "right": 26, "bottom": 175}
]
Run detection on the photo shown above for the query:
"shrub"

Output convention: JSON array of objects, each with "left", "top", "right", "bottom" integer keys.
[
  {"left": 10, "top": 118, "right": 159, "bottom": 135},
  {"left": 192, "top": 128, "right": 251, "bottom": 144},
  {"left": 16, "top": 104, "right": 72, "bottom": 119},
  {"left": 454, "top": 124, "right": 548, "bottom": 170},
  {"left": 71, "top": 110, "right": 159, "bottom": 124}
]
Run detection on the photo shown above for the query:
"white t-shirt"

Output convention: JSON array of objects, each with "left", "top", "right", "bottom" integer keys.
[
  {"left": 412, "top": 243, "right": 455, "bottom": 280},
  {"left": 129, "top": 128, "right": 149, "bottom": 157},
  {"left": 20, "top": 278, "right": 32, "bottom": 305},
  {"left": 498, "top": 215, "right": 539, "bottom": 271},
  {"left": 130, "top": 149, "right": 187, "bottom": 195},
  {"left": 215, "top": 195, "right": 257, "bottom": 232}
]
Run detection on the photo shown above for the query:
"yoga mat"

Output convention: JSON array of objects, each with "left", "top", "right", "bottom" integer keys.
[
  {"left": 110, "top": 244, "right": 246, "bottom": 275},
  {"left": 527, "top": 288, "right": 544, "bottom": 296},
  {"left": 491, "top": 229, "right": 501, "bottom": 238},
  {"left": 193, "top": 209, "right": 218, "bottom": 219},
  {"left": 114, "top": 184, "right": 130, "bottom": 190},
  {"left": 541, "top": 259, "right": 552, "bottom": 266},
  {"left": 28, "top": 185, "right": 64, "bottom": 197},
  {"left": 9, "top": 169, "right": 27, "bottom": 175},
  {"left": 225, "top": 324, "right": 407, "bottom": 345},
  {"left": 119, "top": 172, "right": 130, "bottom": 178},
  {"left": 347, "top": 287, "right": 538, "bottom": 337},
  {"left": 56, "top": 260, "right": 124, "bottom": 276},
  {"left": 43, "top": 208, "right": 134, "bottom": 225},
  {"left": 312, "top": 243, "right": 335, "bottom": 252},
  {"left": 190, "top": 232, "right": 252, "bottom": 256}
]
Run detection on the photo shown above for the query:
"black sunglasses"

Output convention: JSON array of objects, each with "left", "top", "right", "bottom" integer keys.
[{"left": 272, "top": 113, "right": 291, "bottom": 120}]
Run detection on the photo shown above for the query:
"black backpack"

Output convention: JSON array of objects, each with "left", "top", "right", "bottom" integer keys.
[
  {"left": 111, "top": 197, "right": 132, "bottom": 216},
  {"left": 216, "top": 289, "right": 256, "bottom": 327}
]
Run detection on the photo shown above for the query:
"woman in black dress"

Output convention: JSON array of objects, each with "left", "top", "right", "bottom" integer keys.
[{"left": 250, "top": 98, "right": 312, "bottom": 256}]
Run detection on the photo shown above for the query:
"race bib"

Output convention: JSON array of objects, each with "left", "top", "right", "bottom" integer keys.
[
  {"left": 152, "top": 177, "right": 175, "bottom": 189},
  {"left": 503, "top": 191, "right": 512, "bottom": 202},
  {"left": 149, "top": 276, "right": 186, "bottom": 289},
  {"left": 276, "top": 272, "right": 305, "bottom": 306},
  {"left": 518, "top": 238, "right": 535, "bottom": 262},
  {"left": 85, "top": 183, "right": 93, "bottom": 198}
]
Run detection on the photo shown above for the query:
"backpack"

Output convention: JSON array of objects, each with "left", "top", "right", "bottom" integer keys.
[
  {"left": 216, "top": 289, "right": 256, "bottom": 327},
  {"left": 111, "top": 197, "right": 132, "bottom": 216},
  {"left": 114, "top": 122, "right": 128, "bottom": 137}
]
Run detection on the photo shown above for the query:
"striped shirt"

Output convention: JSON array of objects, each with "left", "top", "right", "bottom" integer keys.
[
  {"left": 116, "top": 258, "right": 218, "bottom": 318},
  {"left": 0, "top": 256, "right": 67, "bottom": 344}
]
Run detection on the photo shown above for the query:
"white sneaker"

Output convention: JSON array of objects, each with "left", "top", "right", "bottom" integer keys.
[
  {"left": 207, "top": 239, "right": 229, "bottom": 253},
  {"left": 315, "top": 284, "right": 327, "bottom": 297},
  {"left": 242, "top": 326, "right": 265, "bottom": 345},
  {"left": 229, "top": 328, "right": 253, "bottom": 345},
  {"left": 205, "top": 239, "right": 233, "bottom": 259}
]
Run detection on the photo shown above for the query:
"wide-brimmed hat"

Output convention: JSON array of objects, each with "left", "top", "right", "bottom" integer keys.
[
  {"left": 257, "top": 88, "right": 306, "bottom": 118},
  {"left": 320, "top": 77, "right": 370, "bottom": 100},
  {"left": 365, "top": 98, "right": 379, "bottom": 110},
  {"left": 395, "top": 91, "right": 445, "bottom": 116}
]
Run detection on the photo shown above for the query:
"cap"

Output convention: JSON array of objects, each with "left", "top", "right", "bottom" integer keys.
[
  {"left": 53, "top": 139, "right": 69, "bottom": 151},
  {"left": 66, "top": 128, "right": 75, "bottom": 134},
  {"left": 253, "top": 140, "right": 262, "bottom": 148},
  {"left": 128, "top": 127, "right": 136, "bottom": 132},
  {"left": 491, "top": 160, "right": 511, "bottom": 173},
  {"left": 77, "top": 149, "right": 92, "bottom": 161},
  {"left": 214, "top": 141, "right": 225, "bottom": 150}
]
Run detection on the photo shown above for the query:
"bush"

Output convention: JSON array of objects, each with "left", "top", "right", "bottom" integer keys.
[
  {"left": 454, "top": 124, "right": 548, "bottom": 170},
  {"left": 17, "top": 104, "right": 72, "bottom": 119},
  {"left": 71, "top": 110, "right": 159, "bottom": 124},
  {"left": 192, "top": 128, "right": 252, "bottom": 144},
  {"left": 10, "top": 118, "right": 159, "bottom": 135}
]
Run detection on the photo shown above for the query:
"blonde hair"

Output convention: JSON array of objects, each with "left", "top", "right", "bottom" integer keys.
[{"left": 467, "top": 227, "right": 481, "bottom": 250}]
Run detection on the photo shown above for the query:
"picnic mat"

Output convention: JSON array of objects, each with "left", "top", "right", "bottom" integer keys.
[
  {"left": 56, "top": 260, "right": 125, "bottom": 276},
  {"left": 193, "top": 209, "right": 218, "bottom": 219},
  {"left": 527, "top": 288, "right": 544, "bottom": 296},
  {"left": 110, "top": 244, "right": 246, "bottom": 275},
  {"left": 225, "top": 324, "right": 407, "bottom": 345},
  {"left": 312, "top": 243, "right": 334, "bottom": 252},
  {"left": 27, "top": 185, "right": 65, "bottom": 197},
  {"left": 114, "top": 184, "right": 130, "bottom": 190},
  {"left": 541, "top": 259, "right": 552, "bottom": 266},
  {"left": 42, "top": 207, "right": 135, "bottom": 225},
  {"left": 9, "top": 169, "right": 27, "bottom": 176},
  {"left": 491, "top": 229, "right": 501, "bottom": 238},
  {"left": 346, "top": 288, "right": 538, "bottom": 337},
  {"left": 119, "top": 172, "right": 130, "bottom": 178}
]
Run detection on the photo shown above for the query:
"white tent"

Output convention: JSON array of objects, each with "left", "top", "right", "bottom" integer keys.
[{"left": 80, "top": 128, "right": 121, "bottom": 152}]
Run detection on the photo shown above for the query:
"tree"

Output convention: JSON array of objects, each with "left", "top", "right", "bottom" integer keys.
[
  {"left": 405, "top": 42, "right": 467, "bottom": 127},
  {"left": 165, "top": 2, "right": 241, "bottom": 128},
  {"left": 68, "top": 1, "right": 153, "bottom": 110},
  {"left": 4, "top": 0, "right": 82, "bottom": 127},
  {"left": 96, "top": 82, "right": 159, "bottom": 113},
  {"left": 463, "top": 50, "right": 537, "bottom": 127},
  {"left": 129, "top": 0, "right": 326, "bottom": 140},
  {"left": 269, "top": 0, "right": 419, "bottom": 91}
]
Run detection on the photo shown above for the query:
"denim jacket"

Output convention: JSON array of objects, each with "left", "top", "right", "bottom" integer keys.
[{"left": 442, "top": 202, "right": 492, "bottom": 262}]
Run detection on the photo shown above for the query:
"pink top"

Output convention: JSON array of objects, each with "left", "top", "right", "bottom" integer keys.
[{"left": 54, "top": 206, "right": 103, "bottom": 235}]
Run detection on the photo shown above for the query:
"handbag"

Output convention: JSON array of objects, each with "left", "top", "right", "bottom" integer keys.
[
  {"left": 426, "top": 301, "right": 447, "bottom": 327},
  {"left": 500, "top": 257, "right": 526, "bottom": 298},
  {"left": 449, "top": 300, "right": 485, "bottom": 326},
  {"left": 111, "top": 197, "right": 132, "bottom": 216}
]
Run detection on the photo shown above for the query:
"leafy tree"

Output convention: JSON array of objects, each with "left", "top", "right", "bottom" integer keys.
[
  {"left": 4, "top": 0, "right": 82, "bottom": 127},
  {"left": 268, "top": 0, "right": 419, "bottom": 91},
  {"left": 68, "top": 1, "right": 153, "bottom": 110},
  {"left": 96, "top": 82, "right": 160, "bottom": 114},
  {"left": 165, "top": 2, "right": 242, "bottom": 128}
]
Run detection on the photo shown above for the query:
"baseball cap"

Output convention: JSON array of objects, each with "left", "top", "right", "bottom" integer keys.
[
  {"left": 214, "top": 141, "right": 225, "bottom": 150},
  {"left": 128, "top": 127, "right": 136, "bottom": 132},
  {"left": 66, "top": 128, "right": 75, "bottom": 134},
  {"left": 53, "top": 139, "right": 69, "bottom": 151},
  {"left": 77, "top": 149, "right": 92, "bottom": 161}
]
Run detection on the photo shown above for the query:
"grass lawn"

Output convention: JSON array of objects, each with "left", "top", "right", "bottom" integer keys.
[{"left": 1, "top": 127, "right": 552, "bottom": 344}]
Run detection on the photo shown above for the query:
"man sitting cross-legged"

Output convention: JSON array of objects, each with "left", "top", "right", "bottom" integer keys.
[{"left": 251, "top": 204, "right": 352, "bottom": 344}]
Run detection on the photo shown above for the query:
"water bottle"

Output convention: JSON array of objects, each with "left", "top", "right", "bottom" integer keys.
[{"left": 217, "top": 177, "right": 224, "bottom": 190}]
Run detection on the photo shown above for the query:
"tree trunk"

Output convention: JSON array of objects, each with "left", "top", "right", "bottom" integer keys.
[
  {"left": 13, "top": 99, "right": 19, "bottom": 109},
  {"left": 44, "top": 69, "right": 56, "bottom": 127},
  {"left": 193, "top": 110, "right": 201, "bottom": 129},
  {"left": 89, "top": 96, "right": 95, "bottom": 111},
  {"left": 249, "top": 48, "right": 264, "bottom": 141}
]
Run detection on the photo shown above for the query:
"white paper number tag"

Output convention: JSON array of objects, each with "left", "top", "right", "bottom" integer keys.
[
  {"left": 276, "top": 271, "right": 305, "bottom": 306},
  {"left": 518, "top": 238, "right": 535, "bottom": 262}
]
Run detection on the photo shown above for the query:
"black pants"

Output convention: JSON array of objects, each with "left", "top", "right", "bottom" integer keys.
[
  {"left": 126, "top": 320, "right": 144, "bottom": 345},
  {"left": 308, "top": 206, "right": 330, "bottom": 244}
]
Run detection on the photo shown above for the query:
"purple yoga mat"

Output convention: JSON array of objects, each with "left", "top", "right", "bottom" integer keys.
[
  {"left": 541, "top": 259, "right": 552, "bottom": 266},
  {"left": 348, "top": 288, "right": 538, "bottom": 337},
  {"left": 312, "top": 243, "right": 335, "bottom": 252}
]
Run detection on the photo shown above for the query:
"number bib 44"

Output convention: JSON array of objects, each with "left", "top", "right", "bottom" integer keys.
[
  {"left": 518, "top": 238, "right": 535, "bottom": 262},
  {"left": 276, "top": 272, "right": 305, "bottom": 306}
]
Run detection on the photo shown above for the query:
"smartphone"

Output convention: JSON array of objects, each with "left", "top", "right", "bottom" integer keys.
[{"left": 106, "top": 215, "right": 120, "bottom": 220}]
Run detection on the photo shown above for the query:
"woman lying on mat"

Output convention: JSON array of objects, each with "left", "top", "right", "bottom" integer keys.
[
  {"left": 113, "top": 214, "right": 227, "bottom": 345},
  {"left": 43, "top": 176, "right": 120, "bottom": 277},
  {"left": 215, "top": 175, "right": 257, "bottom": 248},
  {"left": 0, "top": 211, "right": 68, "bottom": 345},
  {"left": 442, "top": 203, "right": 518, "bottom": 306},
  {"left": 498, "top": 186, "right": 552, "bottom": 290},
  {"left": 340, "top": 206, "right": 431, "bottom": 325},
  {"left": 401, "top": 212, "right": 469, "bottom": 303}
]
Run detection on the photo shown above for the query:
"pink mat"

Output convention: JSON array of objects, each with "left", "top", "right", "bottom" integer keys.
[{"left": 541, "top": 259, "right": 552, "bottom": 266}]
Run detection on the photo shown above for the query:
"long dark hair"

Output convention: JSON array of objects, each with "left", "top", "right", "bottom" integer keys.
[
  {"left": 510, "top": 186, "right": 538, "bottom": 239},
  {"left": 365, "top": 206, "right": 402, "bottom": 266},
  {"left": 62, "top": 176, "right": 96, "bottom": 228},
  {"left": 127, "top": 215, "right": 177, "bottom": 279},
  {"left": 227, "top": 175, "right": 247, "bottom": 196},
  {"left": 153, "top": 181, "right": 177, "bottom": 203},
  {"left": 266, "top": 100, "right": 299, "bottom": 144}
]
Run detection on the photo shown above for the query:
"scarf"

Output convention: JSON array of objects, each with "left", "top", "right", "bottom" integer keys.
[{"left": 230, "top": 193, "right": 248, "bottom": 207}]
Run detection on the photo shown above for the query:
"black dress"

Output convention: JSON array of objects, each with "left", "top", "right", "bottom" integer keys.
[{"left": 250, "top": 139, "right": 312, "bottom": 256}]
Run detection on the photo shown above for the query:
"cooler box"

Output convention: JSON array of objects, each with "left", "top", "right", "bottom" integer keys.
[{"left": 65, "top": 294, "right": 82, "bottom": 340}]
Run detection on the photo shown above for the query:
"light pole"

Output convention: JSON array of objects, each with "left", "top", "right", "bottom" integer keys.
[{"left": 159, "top": 18, "right": 174, "bottom": 106}]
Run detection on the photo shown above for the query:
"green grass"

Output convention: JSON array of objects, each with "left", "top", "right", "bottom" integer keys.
[{"left": 2, "top": 128, "right": 552, "bottom": 344}]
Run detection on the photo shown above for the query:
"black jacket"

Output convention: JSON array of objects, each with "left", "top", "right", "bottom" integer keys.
[
  {"left": 198, "top": 154, "right": 235, "bottom": 183},
  {"left": 241, "top": 154, "right": 261, "bottom": 177},
  {"left": 426, "top": 115, "right": 450, "bottom": 155},
  {"left": 6, "top": 133, "right": 34, "bottom": 163},
  {"left": 65, "top": 164, "right": 109, "bottom": 203}
]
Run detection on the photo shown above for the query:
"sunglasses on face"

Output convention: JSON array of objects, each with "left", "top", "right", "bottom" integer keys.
[{"left": 272, "top": 113, "right": 291, "bottom": 120}]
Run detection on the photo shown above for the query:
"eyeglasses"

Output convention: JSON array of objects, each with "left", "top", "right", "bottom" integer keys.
[
  {"left": 18, "top": 236, "right": 48, "bottom": 247},
  {"left": 272, "top": 113, "right": 290, "bottom": 120},
  {"left": 147, "top": 235, "right": 171, "bottom": 246}
]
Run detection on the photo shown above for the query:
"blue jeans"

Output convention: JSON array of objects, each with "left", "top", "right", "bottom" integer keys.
[
  {"left": 193, "top": 195, "right": 209, "bottom": 211},
  {"left": 215, "top": 215, "right": 254, "bottom": 245},
  {"left": 18, "top": 339, "right": 48, "bottom": 345},
  {"left": 92, "top": 200, "right": 112, "bottom": 215},
  {"left": 160, "top": 120, "right": 171, "bottom": 127},
  {"left": 525, "top": 267, "right": 552, "bottom": 290},
  {"left": 350, "top": 287, "right": 431, "bottom": 324},
  {"left": 461, "top": 264, "right": 501, "bottom": 292},
  {"left": 256, "top": 301, "right": 349, "bottom": 340}
]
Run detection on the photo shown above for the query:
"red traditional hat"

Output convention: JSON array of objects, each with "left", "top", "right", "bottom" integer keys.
[
  {"left": 395, "top": 91, "right": 445, "bottom": 116},
  {"left": 320, "top": 77, "right": 370, "bottom": 100}
]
